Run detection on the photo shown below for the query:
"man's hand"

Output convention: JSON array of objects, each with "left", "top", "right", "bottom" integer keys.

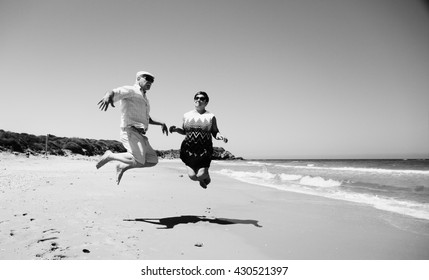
[
  {"left": 162, "top": 123, "right": 169, "bottom": 135},
  {"left": 98, "top": 92, "right": 115, "bottom": 111}
]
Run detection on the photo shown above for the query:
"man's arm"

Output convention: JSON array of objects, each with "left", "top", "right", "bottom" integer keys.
[{"left": 149, "top": 117, "right": 168, "bottom": 135}]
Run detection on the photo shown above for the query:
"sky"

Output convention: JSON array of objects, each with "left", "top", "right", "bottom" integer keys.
[{"left": 1, "top": 0, "right": 428, "bottom": 159}]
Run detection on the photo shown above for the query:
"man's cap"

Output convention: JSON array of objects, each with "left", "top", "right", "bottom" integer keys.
[{"left": 136, "top": 71, "right": 154, "bottom": 80}]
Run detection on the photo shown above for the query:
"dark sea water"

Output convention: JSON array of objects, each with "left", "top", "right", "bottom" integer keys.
[{"left": 211, "top": 159, "right": 429, "bottom": 221}]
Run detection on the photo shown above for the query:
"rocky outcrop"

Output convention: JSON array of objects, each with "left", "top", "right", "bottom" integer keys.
[
  {"left": 156, "top": 147, "right": 243, "bottom": 160},
  {"left": 212, "top": 147, "right": 243, "bottom": 160},
  {"left": 0, "top": 129, "right": 242, "bottom": 160}
]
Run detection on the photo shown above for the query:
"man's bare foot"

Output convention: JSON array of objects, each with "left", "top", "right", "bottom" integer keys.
[
  {"left": 116, "top": 164, "right": 125, "bottom": 185},
  {"left": 96, "top": 150, "right": 113, "bottom": 169}
]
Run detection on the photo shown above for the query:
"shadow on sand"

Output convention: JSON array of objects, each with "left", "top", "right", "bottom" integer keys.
[{"left": 124, "top": 215, "right": 262, "bottom": 229}]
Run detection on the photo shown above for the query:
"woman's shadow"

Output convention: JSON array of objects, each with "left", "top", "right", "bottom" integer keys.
[{"left": 124, "top": 215, "right": 262, "bottom": 229}]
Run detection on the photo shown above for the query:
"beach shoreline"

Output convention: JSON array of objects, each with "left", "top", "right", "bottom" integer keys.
[{"left": 1, "top": 152, "right": 429, "bottom": 260}]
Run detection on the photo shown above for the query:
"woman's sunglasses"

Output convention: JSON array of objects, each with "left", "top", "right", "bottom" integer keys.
[{"left": 194, "top": 96, "right": 207, "bottom": 101}]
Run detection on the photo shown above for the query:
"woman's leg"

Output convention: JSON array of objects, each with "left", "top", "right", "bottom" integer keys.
[
  {"left": 196, "top": 167, "right": 210, "bottom": 189},
  {"left": 186, "top": 166, "right": 198, "bottom": 181}
]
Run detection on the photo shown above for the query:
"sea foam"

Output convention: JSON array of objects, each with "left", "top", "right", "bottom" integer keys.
[
  {"left": 214, "top": 168, "right": 429, "bottom": 220},
  {"left": 275, "top": 164, "right": 429, "bottom": 175}
]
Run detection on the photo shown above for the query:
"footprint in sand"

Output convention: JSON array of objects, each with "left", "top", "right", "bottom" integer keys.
[{"left": 33, "top": 229, "right": 71, "bottom": 259}]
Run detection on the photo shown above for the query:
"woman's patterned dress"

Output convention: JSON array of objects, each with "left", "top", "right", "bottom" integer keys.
[{"left": 180, "top": 110, "right": 215, "bottom": 171}]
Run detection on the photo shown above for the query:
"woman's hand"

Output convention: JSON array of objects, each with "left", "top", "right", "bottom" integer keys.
[
  {"left": 169, "top": 126, "right": 176, "bottom": 134},
  {"left": 216, "top": 133, "right": 228, "bottom": 143}
]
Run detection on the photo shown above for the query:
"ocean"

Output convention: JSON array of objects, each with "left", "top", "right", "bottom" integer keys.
[{"left": 210, "top": 159, "right": 429, "bottom": 221}]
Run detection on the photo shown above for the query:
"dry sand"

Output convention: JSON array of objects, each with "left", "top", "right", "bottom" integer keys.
[{"left": 1, "top": 152, "right": 429, "bottom": 260}]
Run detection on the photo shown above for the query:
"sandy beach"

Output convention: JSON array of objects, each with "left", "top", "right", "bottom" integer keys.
[{"left": 1, "top": 152, "right": 429, "bottom": 260}]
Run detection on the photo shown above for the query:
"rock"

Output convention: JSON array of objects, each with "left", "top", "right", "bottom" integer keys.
[{"left": 157, "top": 147, "right": 242, "bottom": 160}]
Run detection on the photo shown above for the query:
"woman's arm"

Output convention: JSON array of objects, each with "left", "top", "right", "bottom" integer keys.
[
  {"left": 169, "top": 125, "right": 186, "bottom": 135},
  {"left": 211, "top": 116, "right": 228, "bottom": 143}
]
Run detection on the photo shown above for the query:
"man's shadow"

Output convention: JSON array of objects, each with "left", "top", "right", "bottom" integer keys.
[{"left": 124, "top": 215, "right": 262, "bottom": 229}]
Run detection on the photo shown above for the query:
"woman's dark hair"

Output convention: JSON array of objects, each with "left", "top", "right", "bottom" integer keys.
[{"left": 194, "top": 91, "right": 209, "bottom": 103}]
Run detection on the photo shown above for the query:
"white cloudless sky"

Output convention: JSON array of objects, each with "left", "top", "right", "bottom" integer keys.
[{"left": 1, "top": 0, "right": 428, "bottom": 159}]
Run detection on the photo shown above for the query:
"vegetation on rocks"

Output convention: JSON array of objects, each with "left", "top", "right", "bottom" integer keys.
[{"left": 0, "top": 129, "right": 242, "bottom": 160}]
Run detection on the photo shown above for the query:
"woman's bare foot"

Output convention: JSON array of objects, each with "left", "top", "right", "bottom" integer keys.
[
  {"left": 96, "top": 150, "right": 113, "bottom": 169},
  {"left": 204, "top": 177, "right": 211, "bottom": 185},
  {"left": 199, "top": 180, "right": 207, "bottom": 189}
]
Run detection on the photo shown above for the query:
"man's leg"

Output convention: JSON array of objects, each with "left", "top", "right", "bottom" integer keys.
[
  {"left": 100, "top": 130, "right": 160, "bottom": 185},
  {"left": 96, "top": 150, "right": 136, "bottom": 169},
  {"left": 116, "top": 161, "right": 157, "bottom": 185}
]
